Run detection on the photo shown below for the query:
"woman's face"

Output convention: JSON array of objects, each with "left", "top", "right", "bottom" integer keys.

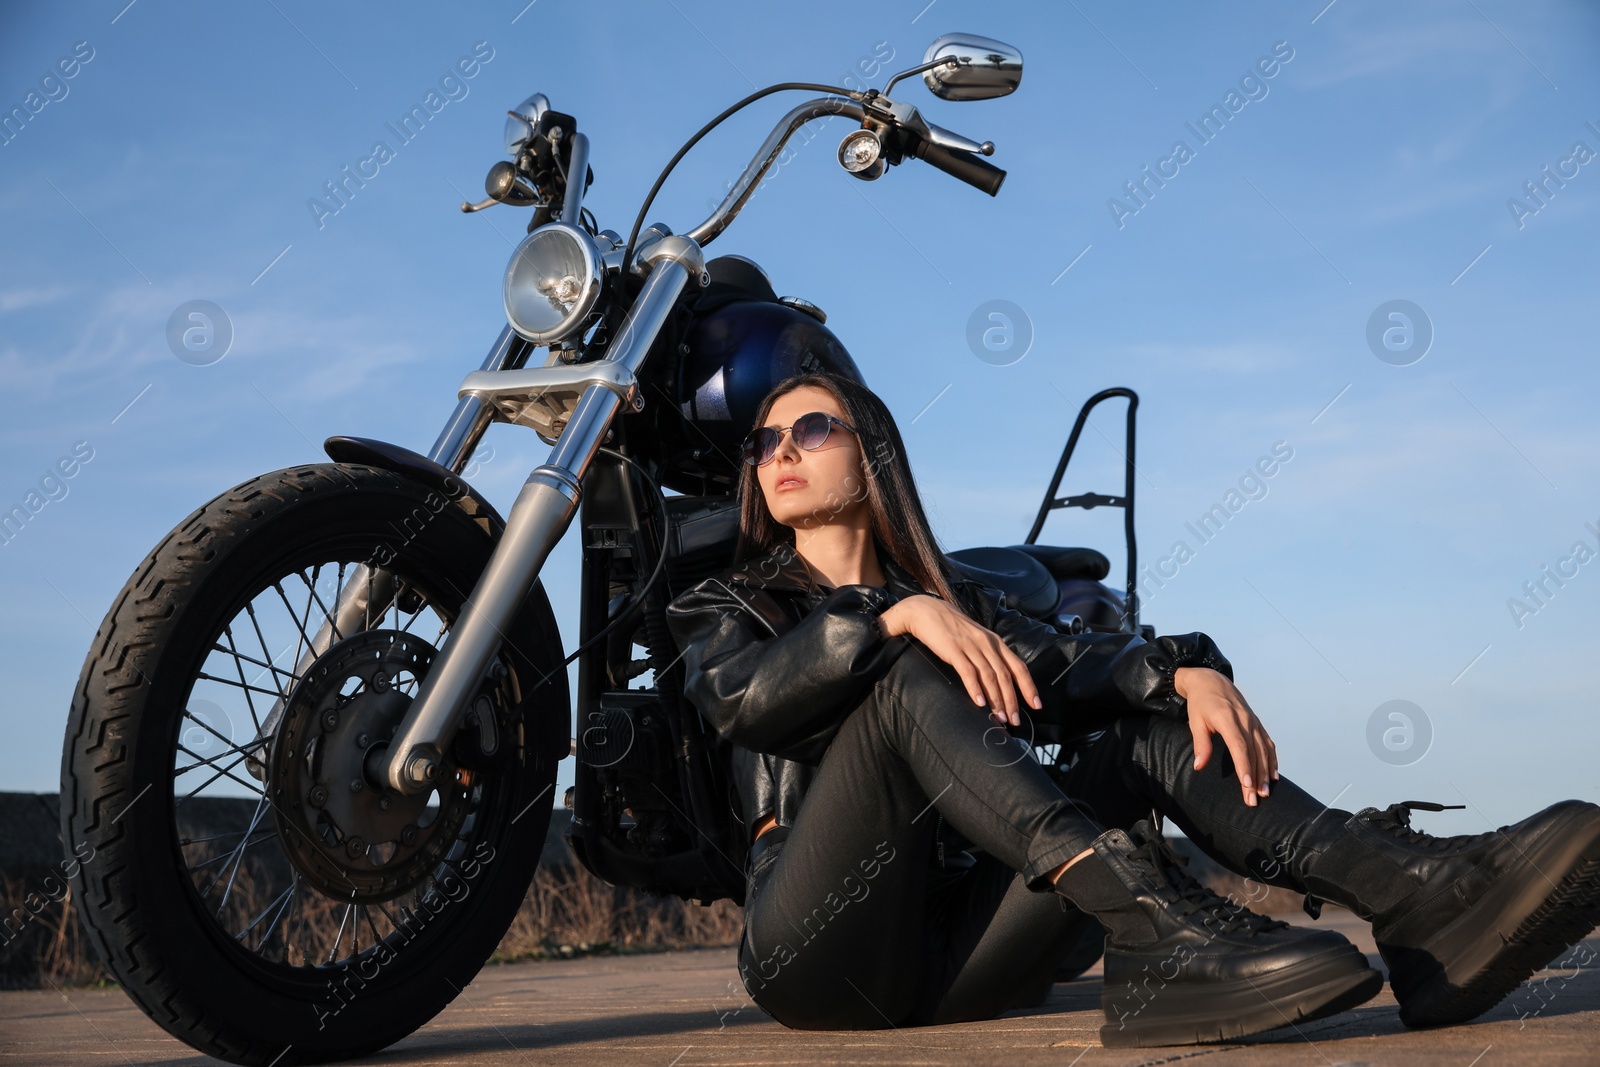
[{"left": 754, "top": 385, "right": 869, "bottom": 531}]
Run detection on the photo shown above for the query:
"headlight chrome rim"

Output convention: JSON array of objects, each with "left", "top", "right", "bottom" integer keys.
[{"left": 503, "top": 221, "right": 603, "bottom": 345}]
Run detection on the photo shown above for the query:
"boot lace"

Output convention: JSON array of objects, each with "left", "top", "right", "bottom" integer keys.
[
  {"left": 1125, "top": 823, "right": 1289, "bottom": 938},
  {"left": 1302, "top": 799, "right": 1475, "bottom": 919},
  {"left": 1367, "top": 799, "right": 1487, "bottom": 851}
]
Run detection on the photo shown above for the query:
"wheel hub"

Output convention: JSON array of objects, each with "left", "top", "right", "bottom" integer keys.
[{"left": 267, "top": 629, "right": 471, "bottom": 903}]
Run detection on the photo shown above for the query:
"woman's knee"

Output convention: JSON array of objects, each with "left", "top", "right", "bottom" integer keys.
[
  {"left": 879, "top": 639, "right": 966, "bottom": 697},
  {"left": 1103, "top": 711, "right": 1193, "bottom": 767},
  {"left": 870, "top": 641, "right": 984, "bottom": 732},
  {"left": 737, "top": 938, "right": 914, "bottom": 1029}
]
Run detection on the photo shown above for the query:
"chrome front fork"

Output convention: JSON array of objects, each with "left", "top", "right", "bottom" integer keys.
[
  {"left": 244, "top": 326, "right": 530, "bottom": 781},
  {"left": 375, "top": 235, "right": 706, "bottom": 794}
]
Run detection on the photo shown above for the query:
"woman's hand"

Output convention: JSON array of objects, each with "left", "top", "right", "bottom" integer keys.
[
  {"left": 1176, "top": 666, "right": 1278, "bottom": 807},
  {"left": 878, "top": 593, "right": 1042, "bottom": 726}
]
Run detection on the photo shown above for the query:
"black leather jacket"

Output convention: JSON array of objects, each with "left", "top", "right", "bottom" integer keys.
[{"left": 663, "top": 540, "right": 1234, "bottom": 870}]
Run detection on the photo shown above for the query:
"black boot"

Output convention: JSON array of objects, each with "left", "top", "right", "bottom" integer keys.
[
  {"left": 1297, "top": 798, "right": 1600, "bottom": 1028},
  {"left": 1054, "top": 820, "right": 1382, "bottom": 1048}
]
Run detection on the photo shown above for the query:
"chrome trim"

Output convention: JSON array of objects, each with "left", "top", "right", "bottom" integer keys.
[
  {"left": 922, "top": 119, "right": 992, "bottom": 157},
  {"left": 562, "top": 131, "right": 590, "bottom": 225},
  {"left": 458, "top": 361, "right": 642, "bottom": 439},
  {"left": 683, "top": 97, "right": 865, "bottom": 248},
  {"left": 921, "top": 34, "right": 1022, "bottom": 101},
  {"left": 378, "top": 255, "right": 697, "bottom": 794},
  {"left": 505, "top": 92, "right": 551, "bottom": 155},
  {"left": 777, "top": 295, "right": 826, "bottom": 323},
  {"left": 503, "top": 222, "right": 604, "bottom": 345},
  {"left": 635, "top": 233, "right": 707, "bottom": 279},
  {"left": 430, "top": 324, "right": 534, "bottom": 471},
  {"left": 881, "top": 56, "right": 959, "bottom": 98}
]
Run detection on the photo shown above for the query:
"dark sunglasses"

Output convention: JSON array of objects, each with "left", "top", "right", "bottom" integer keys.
[{"left": 741, "top": 411, "right": 859, "bottom": 467}]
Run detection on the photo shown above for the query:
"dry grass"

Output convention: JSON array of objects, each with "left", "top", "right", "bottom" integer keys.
[
  {"left": 1, "top": 861, "right": 742, "bottom": 990},
  {"left": 0, "top": 872, "right": 109, "bottom": 989},
  {"left": 492, "top": 862, "right": 744, "bottom": 962}
]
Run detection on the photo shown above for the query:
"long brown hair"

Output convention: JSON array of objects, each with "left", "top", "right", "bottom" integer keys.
[{"left": 730, "top": 372, "right": 968, "bottom": 611}]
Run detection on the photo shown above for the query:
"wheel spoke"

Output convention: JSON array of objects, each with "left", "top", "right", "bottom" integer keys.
[
  {"left": 175, "top": 750, "right": 264, "bottom": 806},
  {"left": 398, "top": 589, "right": 432, "bottom": 634},
  {"left": 174, "top": 716, "right": 264, "bottom": 772},
  {"left": 215, "top": 636, "right": 299, "bottom": 691},
  {"left": 360, "top": 904, "right": 388, "bottom": 951},
  {"left": 216, "top": 628, "right": 264, "bottom": 735},
  {"left": 272, "top": 579, "right": 318, "bottom": 672},
  {"left": 208, "top": 796, "right": 271, "bottom": 915},
  {"left": 244, "top": 601, "right": 285, "bottom": 700},
  {"left": 297, "top": 564, "right": 343, "bottom": 644},
  {"left": 326, "top": 903, "right": 355, "bottom": 965},
  {"left": 237, "top": 875, "right": 298, "bottom": 947},
  {"left": 175, "top": 736, "right": 259, "bottom": 781},
  {"left": 259, "top": 873, "right": 301, "bottom": 951},
  {"left": 195, "top": 671, "right": 285, "bottom": 701},
  {"left": 180, "top": 828, "right": 269, "bottom": 847},
  {"left": 187, "top": 830, "right": 276, "bottom": 871}
]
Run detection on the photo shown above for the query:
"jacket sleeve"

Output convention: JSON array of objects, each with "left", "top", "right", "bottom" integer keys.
[
  {"left": 664, "top": 577, "right": 910, "bottom": 763},
  {"left": 953, "top": 579, "right": 1233, "bottom": 735}
]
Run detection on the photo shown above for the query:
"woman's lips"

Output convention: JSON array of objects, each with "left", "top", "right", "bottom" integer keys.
[{"left": 775, "top": 476, "right": 807, "bottom": 492}]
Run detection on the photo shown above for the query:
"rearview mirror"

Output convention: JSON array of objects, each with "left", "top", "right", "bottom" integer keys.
[{"left": 921, "top": 33, "right": 1023, "bottom": 100}]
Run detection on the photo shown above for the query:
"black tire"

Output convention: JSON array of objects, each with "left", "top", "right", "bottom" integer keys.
[{"left": 59, "top": 463, "right": 569, "bottom": 1065}]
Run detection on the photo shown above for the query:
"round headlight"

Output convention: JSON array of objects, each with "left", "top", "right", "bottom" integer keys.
[{"left": 503, "top": 222, "right": 603, "bottom": 345}]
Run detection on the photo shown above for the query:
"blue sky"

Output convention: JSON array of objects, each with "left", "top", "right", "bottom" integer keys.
[{"left": 2, "top": 0, "right": 1596, "bottom": 836}]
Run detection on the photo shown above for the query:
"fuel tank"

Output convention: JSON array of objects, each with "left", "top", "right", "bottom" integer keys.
[{"left": 653, "top": 255, "right": 866, "bottom": 494}]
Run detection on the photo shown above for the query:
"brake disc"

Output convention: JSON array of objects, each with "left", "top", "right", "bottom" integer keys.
[{"left": 267, "top": 629, "right": 473, "bottom": 903}]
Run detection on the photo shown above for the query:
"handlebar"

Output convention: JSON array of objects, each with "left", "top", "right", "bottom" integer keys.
[
  {"left": 683, "top": 97, "right": 868, "bottom": 246},
  {"left": 680, "top": 94, "right": 1006, "bottom": 247}
]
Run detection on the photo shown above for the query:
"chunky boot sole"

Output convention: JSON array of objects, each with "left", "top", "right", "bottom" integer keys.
[
  {"left": 1381, "top": 801, "right": 1600, "bottom": 1028},
  {"left": 1098, "top": 943, "right": 1382, "bottom": 1048}
]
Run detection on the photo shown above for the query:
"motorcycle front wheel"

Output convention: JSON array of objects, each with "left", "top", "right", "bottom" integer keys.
[{"left": 59, "top": 462, "right": 569, "bottom": 1065}]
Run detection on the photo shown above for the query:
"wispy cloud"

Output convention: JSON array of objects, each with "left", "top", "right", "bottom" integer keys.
[
  {"left": 0, "top": 281, "right": 431, "bottom": 401},
  {"left": 0, "top": 286, "right": 74, "bottom": 314}
]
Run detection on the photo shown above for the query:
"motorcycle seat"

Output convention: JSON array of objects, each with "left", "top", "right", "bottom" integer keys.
[
  {"left": 1006, "top": 543, "right": 1111, "bottom": 582},
  {"left": 945, "top": 546, "right": 1060, "bottom": 618}
]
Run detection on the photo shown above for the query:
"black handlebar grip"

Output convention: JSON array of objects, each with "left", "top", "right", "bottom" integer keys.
[{"left": 908, "top": 139, "right": 1006, "bottom": 197}]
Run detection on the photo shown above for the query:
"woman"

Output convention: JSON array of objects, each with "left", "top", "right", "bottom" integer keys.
[{"left": 662, "top": 372, "right": 1600, "bottom": 1048}]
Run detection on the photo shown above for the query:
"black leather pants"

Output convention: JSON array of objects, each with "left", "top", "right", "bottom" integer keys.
[{"left": 738, "top": 641, "right": 1338, "bottom": 1030}]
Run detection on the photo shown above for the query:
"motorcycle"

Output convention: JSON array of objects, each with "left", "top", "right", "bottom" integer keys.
[{"left": 59, "top": 32, "right": 1149, "bottom": 1065}]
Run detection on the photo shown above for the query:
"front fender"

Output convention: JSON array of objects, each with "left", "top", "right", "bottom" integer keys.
[{"left": 324, "top": 435, "right": 506, "bottom": 537}]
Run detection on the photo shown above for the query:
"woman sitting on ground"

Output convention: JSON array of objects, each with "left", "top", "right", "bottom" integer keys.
[{"left": 664, "top": 370, "right": 1600, "bottom": 1048}]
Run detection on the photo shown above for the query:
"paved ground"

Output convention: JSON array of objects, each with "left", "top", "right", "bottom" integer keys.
[{"left": 2, "top": 913, "right": 1596, "bottom": 1066}]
